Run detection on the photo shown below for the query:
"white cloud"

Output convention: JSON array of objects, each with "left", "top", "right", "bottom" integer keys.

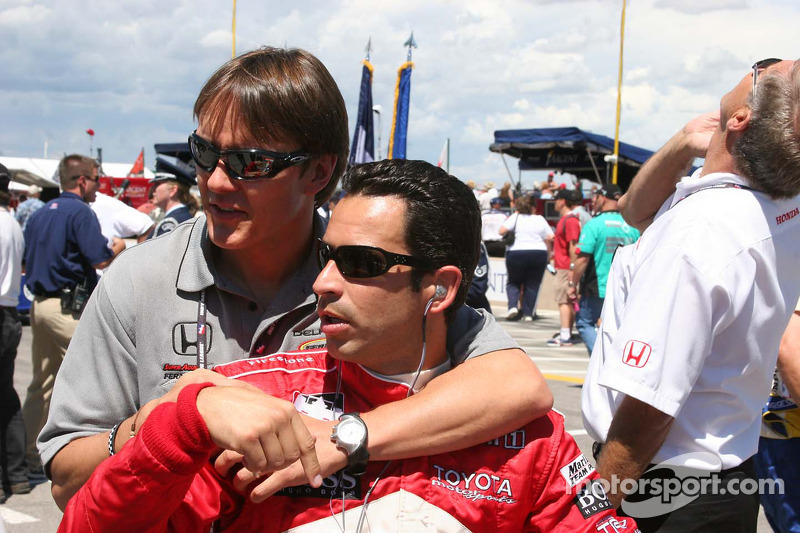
[
  {"left": 654, "top": 0, "right": 748, "bottom": 14},
  {"left": 1, "top": 0, "right": 798, "bottom": 184}
]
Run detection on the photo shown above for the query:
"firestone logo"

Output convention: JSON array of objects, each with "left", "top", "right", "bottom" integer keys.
[{"left": 431, "top": 465, "right": 516, "bottom": 504}]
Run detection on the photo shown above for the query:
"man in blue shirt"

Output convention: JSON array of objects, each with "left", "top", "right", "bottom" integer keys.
[{"left": 21, "top": 154, "right": 124, "bottom": 475}]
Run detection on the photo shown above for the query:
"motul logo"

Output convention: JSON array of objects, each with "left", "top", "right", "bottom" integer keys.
[{"left": 622, "top": 340, "right": 652, "bottom": 368}]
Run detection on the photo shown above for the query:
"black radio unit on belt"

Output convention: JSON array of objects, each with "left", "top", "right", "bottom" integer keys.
[{"left": 60, "top": 279, "right": 90, "bottom": 314}]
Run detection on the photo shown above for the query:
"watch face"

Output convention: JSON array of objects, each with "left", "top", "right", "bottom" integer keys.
[{"left": 338, "top": 418, "right": 366, "bottom": 444}]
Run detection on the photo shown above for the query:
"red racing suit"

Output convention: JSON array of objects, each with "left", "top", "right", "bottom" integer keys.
[{"left": 60, "top": 349, "right": 639, "bottom": 532}]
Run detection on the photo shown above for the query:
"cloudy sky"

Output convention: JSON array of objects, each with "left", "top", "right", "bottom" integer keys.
[{"left": 1, "top": 0, "right": 798, "bottom": 186}]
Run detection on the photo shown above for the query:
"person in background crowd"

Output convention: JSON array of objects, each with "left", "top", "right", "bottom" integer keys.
[
  {"left": 583, "top": 59, "right": 800, "bottom": 530},
  {"left": 497, "top": 181, "right": 514, "bottom": 208},
  {"left": 91, "top": 192, "right": 154, "bottom": 247},
  {"left": 466, "top": 242, "right": 492, "bottom": 314},
  {"left": 499, "top": 195, "right": 553, "bottom": 322},
  {"left": 22, "top": 155, "right": 125, "bottom": 480},
  {"left": 755, "top": 298, "right": 800, "bottom": 533},
  {"left": 40, "top": 47, "right": 552, "bottom": 510},
  {"left": 478, "top": 181, "right": 498, "bottom": 212},
  {"left": 0, "top": 169, "right": 29, "bottom": 502},
  {"left": 540, "top": 179, "right": 554, "bottom": 200},
  {"left": 60, "top": 159, "right": 636, "bottom": 533},
  {"left": 146, "top": 172, "right": 199, "bottom": 238},
  {"left": 567, "top": 184, "right": 640, "bottom": 355},
  {"left": 465, "top": 179, "right": 481, "bottom": 200},
  {"left": 135, "top": 185, "right": 159, "bottom": 220},
  {"left": 571, "top": 188, "right": 592, "bottom": 225},
  {"left": 481, "top": 197, "right": 508, "bottom": 257},
  {"left": 547, "top": 188, "right": 581, "bottom": 346},
  {"left": 14, "top": 185, "right": 44, "bottom": 232}
]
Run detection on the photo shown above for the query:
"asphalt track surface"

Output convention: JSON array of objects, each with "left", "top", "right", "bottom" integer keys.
[{"left": 1, "top": 308, "right": 773, "bottom": 531}]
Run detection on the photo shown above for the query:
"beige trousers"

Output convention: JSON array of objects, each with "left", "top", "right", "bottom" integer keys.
[{"left": 22, "top": 296, "right": 78, "bottom": 470}]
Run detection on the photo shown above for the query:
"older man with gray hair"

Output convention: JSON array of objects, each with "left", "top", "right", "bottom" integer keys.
[
  {"left": 583, "top": 59, "right": 800, "bottom": 531},
  {"left": 14, "top": 185, "right": 44, "bottom": 231}
]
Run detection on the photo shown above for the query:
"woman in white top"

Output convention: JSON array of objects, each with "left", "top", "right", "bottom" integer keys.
[{"left": 499, "top": 196, "right": 554, "bottom": 321}]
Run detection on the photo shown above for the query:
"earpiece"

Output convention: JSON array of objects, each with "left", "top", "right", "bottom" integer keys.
[{"left": 434, "top": 284, "right": 447, "bottom": 300}]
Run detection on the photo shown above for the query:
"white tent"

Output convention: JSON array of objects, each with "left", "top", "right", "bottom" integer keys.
[
  {"left": 0, "top": 156, "right": 59, "bottom": 188},
  {"left": 0, "top": 156, "right": 155, "bottom": 190}
]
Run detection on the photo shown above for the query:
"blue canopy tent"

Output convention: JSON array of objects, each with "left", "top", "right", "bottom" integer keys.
[{"left": 489, "top": 127, "right": 655, "bottom": 192}]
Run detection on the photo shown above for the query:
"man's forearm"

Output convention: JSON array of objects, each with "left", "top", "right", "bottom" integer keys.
[
  {"left": 571, "top": 255, "right": 590, "bottom": 287},
  {"left": 597, "top": 395, "right": 674, "bottom": 508},
  {"left": 51, "top": 432, "right": 116, "bottom": 510},
  {"left": 619, "top": 132, "right": 697, "bottom": 232},
  {"left": 363, "top": 348, "right": 552, "bottom": 459},
  {"left": 51, "top": 407, "right": 147, "bottom": 510}
]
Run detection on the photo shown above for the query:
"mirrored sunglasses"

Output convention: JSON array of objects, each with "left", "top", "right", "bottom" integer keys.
[{"left": 188, "top": 131, "right": 311, "bottom": 181}]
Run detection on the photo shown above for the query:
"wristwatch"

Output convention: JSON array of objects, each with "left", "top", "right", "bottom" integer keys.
[{"left": 331, "top": 413, "right": 369, "bottom": 476}]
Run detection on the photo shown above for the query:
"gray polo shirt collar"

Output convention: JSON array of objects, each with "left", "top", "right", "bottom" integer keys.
[{"left": 174, "top": 213, "right": 325, "bottom": 314}]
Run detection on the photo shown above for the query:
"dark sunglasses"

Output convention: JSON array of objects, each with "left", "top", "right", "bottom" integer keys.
[
  {"left": 317, "top": 239, "right": 435, "bottom": 278},
  {"left": 188, "top": 131, "right": 311, "bottom": 181},
  {"left": 752, "top": 58, "right": 782, "bottom": 97},
  {"left": 77, "top": 174, "right": 99, "bottom": 182}
]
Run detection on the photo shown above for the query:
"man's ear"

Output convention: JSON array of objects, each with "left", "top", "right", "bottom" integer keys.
[
  {"left": 428, "top": 266, "right": 462, "bottom": 314},
  {"left": 303, "top": 154, "right": 337, "bottom": 197},
  {"left": 727, "top": 107, "right": 752, "bottom": 133}
]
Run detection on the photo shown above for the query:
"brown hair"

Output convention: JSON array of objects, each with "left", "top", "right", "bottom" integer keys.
[
  {"left": 175, "top": 183, "right": 200, "bottom": 216},
  {"left": 193, "top": 47, "right": 349, "bottom": 206},
  {"left": 57, "top": 154, "right": 97, "bottom": 190},
  {"left": 514, "top": 195, "right": 533, "bottom": 214}
]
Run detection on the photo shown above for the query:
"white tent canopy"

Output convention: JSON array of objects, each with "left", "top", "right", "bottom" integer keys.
[
  {"left": 0, "top": 156, "right": 59, "bottom": 188},
  {"left": 0, "top": 156, "right": 155, "bottom": 190}
]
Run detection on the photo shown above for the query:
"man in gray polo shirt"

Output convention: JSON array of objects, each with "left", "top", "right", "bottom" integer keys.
[{"left": 41, "top": 47, "right": 553, "bottom": 509}]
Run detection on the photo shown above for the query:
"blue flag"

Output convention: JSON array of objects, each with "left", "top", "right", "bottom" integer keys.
[
  {"left": 388, "top": 61, "right": 413, "bottom": 160},
  {"left": 349, "top": 60, "right": 375, "bottom": 165}
]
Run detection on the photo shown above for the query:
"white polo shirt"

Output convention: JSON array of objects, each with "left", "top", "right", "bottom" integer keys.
[{"left": 582, "top": 170, "right": 800, "bottom": 469}]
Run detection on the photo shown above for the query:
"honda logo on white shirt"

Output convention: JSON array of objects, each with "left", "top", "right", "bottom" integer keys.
[{"left": 622, "top": 340, "right": 652, "bottom": 368}]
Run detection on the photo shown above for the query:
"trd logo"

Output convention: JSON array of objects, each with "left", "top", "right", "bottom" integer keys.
[
  {"left": 622, "top": 340, "right": 651, "bottom": 368},
  {"left": 172, "top": 322, "right": 213, "bottom": 356}
]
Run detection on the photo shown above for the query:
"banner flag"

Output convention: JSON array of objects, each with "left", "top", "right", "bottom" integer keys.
[
  {"left": 127, "top": 149, "right": 144, "bottom": 177},
  {"left": 349, "top": 60, "right": 375, "bottom": 165},
  {"left": 436, "top": 138, "right": 449, "bottom": 172},
  {"left": 388, "top": 61, "right": 413, "bottom": 160}
]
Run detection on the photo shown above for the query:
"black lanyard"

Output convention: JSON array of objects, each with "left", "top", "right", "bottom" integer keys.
[
  {"left": 670, "top": 182, "right": 754, "bottom": 210},
  {"left": 196, "top": 290, "right": 208, "bottom": 369}
]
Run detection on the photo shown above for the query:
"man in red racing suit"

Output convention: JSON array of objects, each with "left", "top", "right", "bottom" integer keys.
[{"left": 60, "top": 348, "right": 638, "bottom": 533}]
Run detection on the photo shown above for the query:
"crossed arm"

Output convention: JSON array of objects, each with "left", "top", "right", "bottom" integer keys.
[{"left": 51, "top": 347, "right": 551, "bottom": 509}]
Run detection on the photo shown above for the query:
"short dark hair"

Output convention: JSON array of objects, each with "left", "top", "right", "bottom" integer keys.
[
  {"left": 193, "top": 47, "right": 349, "bottom": 207},
  {"left": 57, "top": 155, "right": 97, "bottom": 190},
  {"left": 734, "top": 63, "right": 800, "bottom": 199},
  {"left": 342, "top": 160, "right": 481, "bottom": 321},
  {"left": 555, "top": 188, "right": 577, "bottom": 207}
]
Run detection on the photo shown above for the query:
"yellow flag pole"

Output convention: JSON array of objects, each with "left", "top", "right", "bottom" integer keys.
[
  {"left": 612, "top": 0, "right": 626, "bottom": 185},
  {"left": 232, "top": 0, "right": 237, "bottom": 58}
]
